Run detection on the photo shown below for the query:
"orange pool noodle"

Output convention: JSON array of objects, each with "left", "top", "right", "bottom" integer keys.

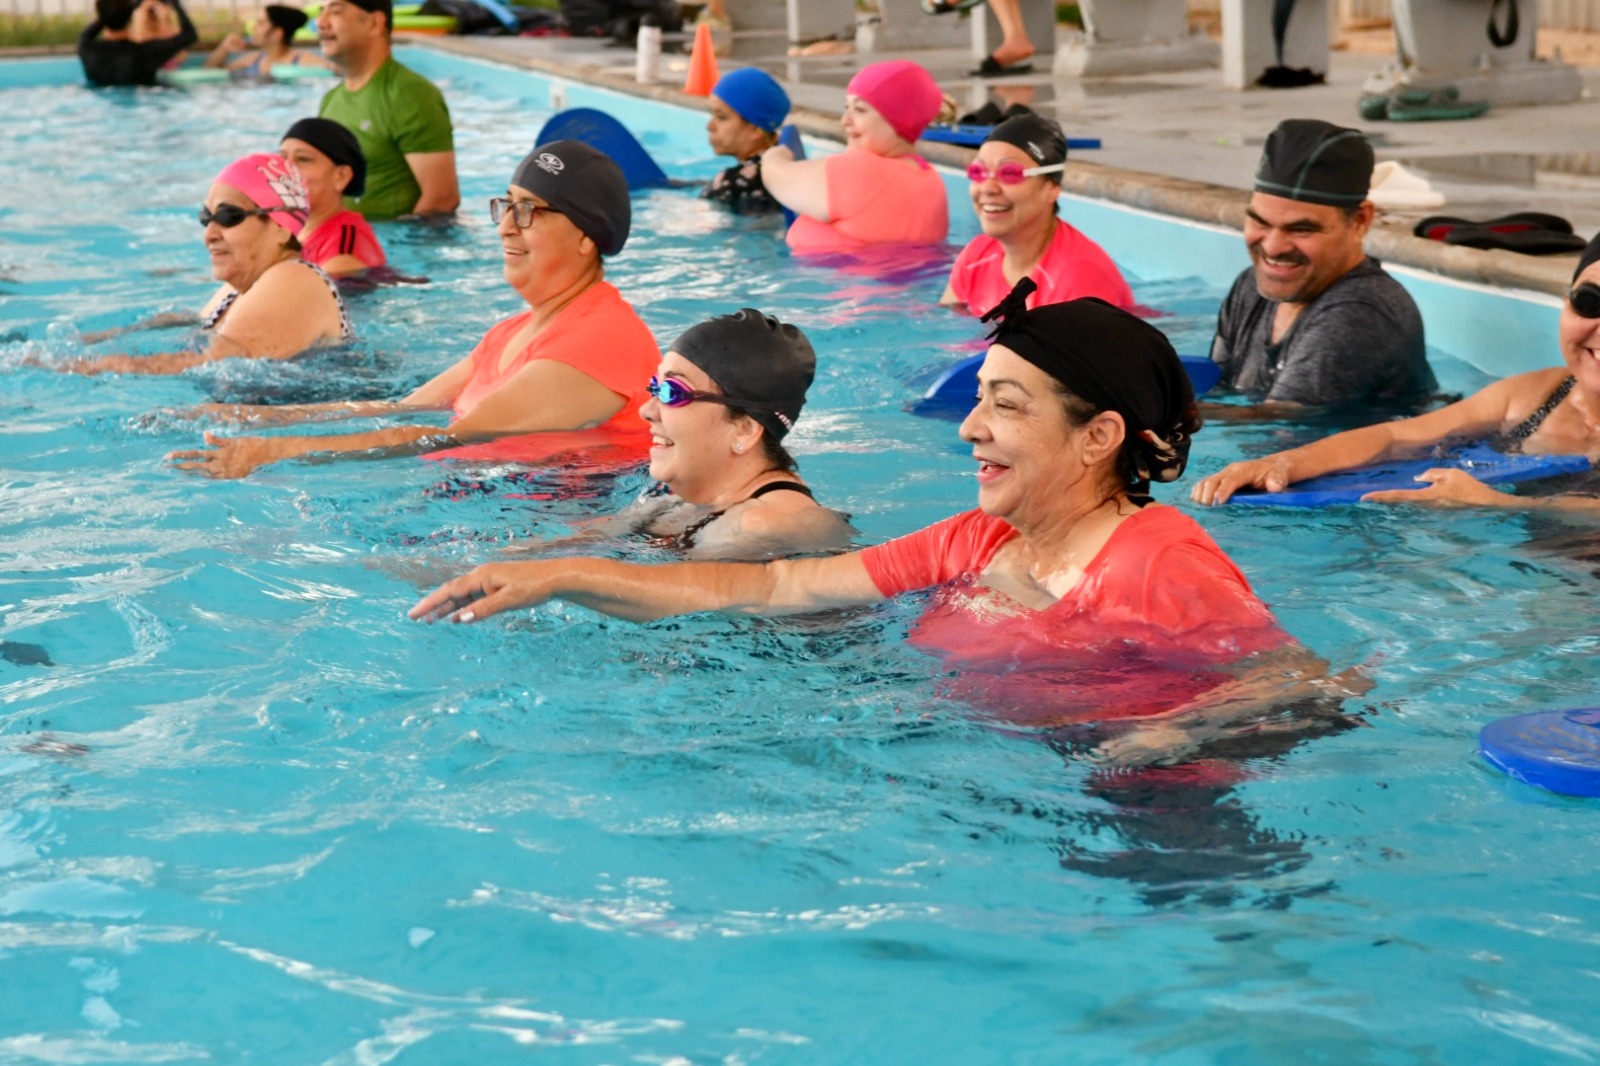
[{"left": 683, "top": 22, "right": 718, "bottom": 96}]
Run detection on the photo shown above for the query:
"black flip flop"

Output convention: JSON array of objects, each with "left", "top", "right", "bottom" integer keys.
[
  {"left": 970, "top": 55, "right": 1033, "bottom": 78},
  {"left": 1443, "top": 227, "right": 1588, "bottom": 255},
  {"left": 921, "top": 0, "right": 986, "bottom": 13},
  {"left": 1415, "top": 212, "right": 1575, "bottom": 242}
]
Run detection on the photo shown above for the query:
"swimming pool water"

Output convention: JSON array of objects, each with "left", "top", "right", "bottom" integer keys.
[{"left": 2, "top": 49, "right": 1600, "bottom": 1064}]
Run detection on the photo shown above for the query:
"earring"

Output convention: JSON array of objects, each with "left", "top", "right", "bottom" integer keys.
[{"left": 734, "top": 443, "right": 745, "bottom": 454}]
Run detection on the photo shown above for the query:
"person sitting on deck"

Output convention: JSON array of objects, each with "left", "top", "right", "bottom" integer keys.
[
  {"left": 168, "top": 142, "right": 659, "bottom": 479},
  {"left": 1193, "top": 233, "right": 1600, "bottom": 511},
  {"left": 280, "top": 117, "right": 387, "bottom": 278},
  {"left": 77, "top": 0, "right": 198, "bottom": 87},
  {"left": 1209, "top": 119, "right": 1434, "bottom": 421},
  {"left": 763, "top": 60, "right": 949, "bottom": 254},
  {"left": 702, "top": 68, "right": 789, "bottom": 215},
  {"left": 941, "top": 112, "right": 1134, "bottom": 316}
]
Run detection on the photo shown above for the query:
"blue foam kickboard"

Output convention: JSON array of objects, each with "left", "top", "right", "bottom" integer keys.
[
  {"left": 1481, "top": 708, "right": 1600, "bottom": 797},
  {"left": 922, "top": 124, "right": 1101, "bottom": 150},
  {"left": 1229, "top": 443, "right": 1590, "bottom": 508},
  {"left": 911, "top": 352, "right": 1219, "bottom": 419},
  {"left": 536, "top": 108, "right": 673, "bottom": 190}
]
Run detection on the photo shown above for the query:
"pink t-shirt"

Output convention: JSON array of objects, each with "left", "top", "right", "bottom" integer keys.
[
  {"left": 947, "top": 219, "right": 1134, "bottom": 316},
  {"left": 860, "top": 506, "right": 1286, "bottom": 724},
  {"left": 786, "top": 147, "right": 949, "bottom": 254},
  {"left": 300, "top": 209, "right": 387, "bottom": 271}
]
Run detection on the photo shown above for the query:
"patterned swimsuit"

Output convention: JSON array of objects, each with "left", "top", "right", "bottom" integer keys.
[{"left": 202, "top": 259, "right": 354, "bottom": 341}]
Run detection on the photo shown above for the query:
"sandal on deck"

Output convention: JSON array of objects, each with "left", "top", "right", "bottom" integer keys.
[
  {"left": 921, "top": 0, "right": 986, "bottom": 13},
  {"left": 970, "top": 54, "right": 1033, "bottom": 78}
]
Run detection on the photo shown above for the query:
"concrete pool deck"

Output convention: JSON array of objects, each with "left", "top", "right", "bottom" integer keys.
[{"left": 420, "top": 26, "right": 1600, "bottom": 298}]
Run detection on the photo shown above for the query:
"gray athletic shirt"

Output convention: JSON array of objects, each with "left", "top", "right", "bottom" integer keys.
[{"left": 1210, "top": 257, "right": 1435, "bottom": 406}]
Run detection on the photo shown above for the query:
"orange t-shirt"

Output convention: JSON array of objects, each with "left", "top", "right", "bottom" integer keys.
[
  {"left": 786, "top": 147, "right": 949, "bottom": 254},
  {"left": 430, "top": 281, "right": 659, "bottom": 465}
]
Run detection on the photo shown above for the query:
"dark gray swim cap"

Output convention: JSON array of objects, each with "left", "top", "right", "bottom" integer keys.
[
  {"left": 669, "top": 309, "right": 816, "bottom": 441},
  {"left": 510, "top": 140, "right": 631, "bottom": 257},
  {"left": 984, "top": 112, "right": 1067, "bottom": 172},
  {"left": 1254, "top": 119, "right": 1373, "bottom": 207},
  {"left": 1575, "top": 230, "right": 1600, "bottom": 283}
]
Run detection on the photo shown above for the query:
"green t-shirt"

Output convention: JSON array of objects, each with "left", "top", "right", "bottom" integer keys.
[{"left": 319, "top": 56, "right": 453, "bottom": 219}]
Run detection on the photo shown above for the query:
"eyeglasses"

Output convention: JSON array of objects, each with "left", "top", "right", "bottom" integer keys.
[
  {"left": 965, "top": 160, "right": 1066, "bottom": 185},
  {"left": 489, "top": 197, "right": 560, "bottom": 228},
  {"left": 199, "top": 204, "right": 273, "bottom": 228},
  {"left": 1569, "top": 282, "right": 1600, "bottom": 319}
]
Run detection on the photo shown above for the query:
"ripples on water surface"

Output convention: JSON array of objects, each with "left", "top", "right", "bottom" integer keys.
[{"left": 2, "top": 56, "right": 1599, "bottom": 1064}]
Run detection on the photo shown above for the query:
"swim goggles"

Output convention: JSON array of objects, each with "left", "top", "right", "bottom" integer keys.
[
  {"left": 1569, "top": 282, "right": 1600, "bottom": 319},
  {"left": 965, "top": 160, "right": 1066, "bottom": 185},
  {"left": 489, "top": 197, "right": 561, "bottom": 228},
  {"left": 646, "top": 376, "right": 781, "bottom": 413},
  {"left": 198, "top": 204, "right": 273, "bottom": 228}
]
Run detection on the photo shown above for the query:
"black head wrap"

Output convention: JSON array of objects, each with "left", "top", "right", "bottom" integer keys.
[
  {"left": 980, "top": 278, "right": 1197, "bottom": 489},
  {"left": 282, "top": 117, "right": 366, "bottom": 197},
  {"left": 511, "top": 141, "right": 631, "bottom": 257},
  {"left": 1574, "top": 230, "right": 1600, "bottom": 283},
  {"left": 669, "top": 309, "right": 816, "bottom": 442},
  {"left": 264, "top": 4, "right": 310, "bottom": 39},
  {"left": 1254, "top": 118, "right": 1373, "bottom": 207},
  {"left": 983, "top": 112, "right": 1067, "bottom": 172}
]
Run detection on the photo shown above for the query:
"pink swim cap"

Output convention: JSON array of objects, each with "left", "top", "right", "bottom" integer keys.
[
  {"left": 212, "top": 153, "right": 310, "bottom": 237},
  {"left": 846, "top": 60, "right": 943, "bottom": 145}
]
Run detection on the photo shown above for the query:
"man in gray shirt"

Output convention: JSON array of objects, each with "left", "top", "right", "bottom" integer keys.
[{"left": 1210, "top": 119, "right": 1434, "bottom": 416}]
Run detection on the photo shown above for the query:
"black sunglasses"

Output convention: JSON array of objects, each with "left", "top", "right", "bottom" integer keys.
[
  {"left": 1569, "top": 282, "right": 1600, "bottom": 320},
  {"left": 489, "top": 197, "right": 561, "bottom": 228},
  {"left": 199, "top": 204, "right": 273, "bottom": 228}
]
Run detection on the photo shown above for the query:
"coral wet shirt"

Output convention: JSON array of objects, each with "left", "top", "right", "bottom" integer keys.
[
  {"left": 947, "top": 219, "right": 1135, "bottom": 316},
  {"left": 786, "top": 147, "right": 948, "bottom": 253},
  {"left": 859, "top": 506, "right": 1286, "bottom": 724}
]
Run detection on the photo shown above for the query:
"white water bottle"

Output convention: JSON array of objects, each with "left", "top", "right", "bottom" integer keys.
[{"left": 636, "top": 19, "right": 662, "bottom": 84}]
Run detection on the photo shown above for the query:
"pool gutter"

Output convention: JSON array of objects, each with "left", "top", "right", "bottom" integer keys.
[{"left": 417, "top": 36, "right": 1578, "bottom": 299}]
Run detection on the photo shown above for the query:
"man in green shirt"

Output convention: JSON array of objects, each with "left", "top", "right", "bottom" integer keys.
[{"left": 316, "top": 0, "right": 459, "bottom": 219}]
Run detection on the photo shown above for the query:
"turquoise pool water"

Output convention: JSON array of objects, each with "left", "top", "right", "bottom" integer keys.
[{"left": 3, "top": 49, "right": 1600, "bottom": 1064}]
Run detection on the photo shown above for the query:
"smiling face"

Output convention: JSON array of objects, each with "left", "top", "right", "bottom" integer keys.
[
  {"left": 840, "top": 94, "right": 904, "bottom": 156},
  {"left": 1560, "top": 263, "right": 1600, "bottom": 396},
  {"left": 959, "top": 345, "right": 1123, "bottom": 529},
  {"left": 969, "top": 141, "right": 1058, "bottom": 243},
  {"left": 279, "top": 137, "right": 349, "bottom": 214},
  {"left": 202, "top": 182, "right": 288, "bottom": 291},
  {"left": 317, "top": 0, "right": 384, "bottom": 64},
  {"left": 1244, "top": 192, "right": 1373, "bottom": 306},
  {"left": 642, "top": 351, "right": 754, "bottom": 502},
  {"left": 497, "top": 183, "right": 594, "bottom": 300},
  {"left": 706, "top": 96, "right": 772, "bottom": 160}
]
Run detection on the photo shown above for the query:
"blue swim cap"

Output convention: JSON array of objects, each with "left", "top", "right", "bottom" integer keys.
[{"left": 712, "top": 68, "right": 790, "bottom": 134}]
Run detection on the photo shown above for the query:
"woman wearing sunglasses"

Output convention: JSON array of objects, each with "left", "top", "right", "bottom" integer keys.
[
  {"left": 941, "top": 112, "right": 1134, "bottom": 316},
  {"left": 169, "top": 142, "right": 660, "bottom": 480},
  {"left": 609, "top": 310, "right": 850, "bottom": 558},
  {"left": 63, "top": 153, "right": 351, "bottom": 375},
  {"left": 1193, "top": 233, "right": 1600, "bottom": 510},
  {"left": 762, "top": 60, "right": 949, "bottom": 254}
]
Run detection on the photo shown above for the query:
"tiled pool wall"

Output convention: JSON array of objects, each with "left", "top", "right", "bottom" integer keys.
[{"left": 3, "top": 46, "right": 1564, "bottom": 381}]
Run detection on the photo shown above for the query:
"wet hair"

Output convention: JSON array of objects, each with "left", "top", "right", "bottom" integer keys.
[
  {"left": 720, "top": 405, "right": 799, "bottom": 474},
  {"left": 1050, "top": 380, "right": 1203, "bottom": 497},
  {"left": 97, "top": 0, "right": 139, "bottom": 31}
]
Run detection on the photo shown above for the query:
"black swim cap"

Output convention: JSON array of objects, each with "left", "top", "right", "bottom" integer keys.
[
  {"left": 511, "top": 141, "right": 631, "bottom": 257},
  {"left": 1254, "top": 119, "right": 1373, "bottom": 207},
  {"left": 1575, "top": 231, "right": 1600, "bottom": 283},
  {"left": 669, "top": 309, "right": 816, "bottom": 441},
  {"left": 282, "top": 117, "right": 366, "bottom": 197},
  {"left": 264, "top": 4, "right": 309, "bottom": 39},
  {"left": 982, "top": 279, "right": 1196, "bottom": 488},
  {"left": 984, "top": 112, "right": 1067, "bottom": 172}
]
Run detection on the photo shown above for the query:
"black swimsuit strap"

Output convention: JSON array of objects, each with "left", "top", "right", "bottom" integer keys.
[
  {"left": 667, "top": 480, "right": 814, "bottom": 549},
  {"left": 1505, "top": 375, "right": 1576, "bottom": 445},
  {"left": 746, "top": 480, "right": 813, "bottom": 501}
]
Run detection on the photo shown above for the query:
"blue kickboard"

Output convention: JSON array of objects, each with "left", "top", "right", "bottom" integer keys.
[
  {"left": 536, "top": 109, "right": 673, "bottom": 190},
  {"left": 777, "top": 124, "right": 804, "bottom": 229},
  {"left": 922, "top": 123, "right": 1101, "bottom": 151},
  {"left": 1481, "top": 708, "right": 1600, "bottom": 797},
  {"left": 1229, "top": 442, "right": 1591, "bottom": 508},
  {"left": 912, "top": 352, "right": 1219, "bottom": 419}
]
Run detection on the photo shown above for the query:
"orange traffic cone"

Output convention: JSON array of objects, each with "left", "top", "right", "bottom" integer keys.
[{"left": 683, "top": 21, "right": 719, "bottom": 96}]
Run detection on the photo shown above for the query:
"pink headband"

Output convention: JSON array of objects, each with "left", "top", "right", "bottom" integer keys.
[
  {"left": 213, "top": 153, "right": 309, "bottom": 237},
  {"left": 846, "top": 60, "right": 943, "bottom": 146}
]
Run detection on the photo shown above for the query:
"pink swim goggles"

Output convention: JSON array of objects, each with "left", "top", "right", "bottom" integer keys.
[{"left": 966, "top": 160, "right": 1066, "bottom": 185}]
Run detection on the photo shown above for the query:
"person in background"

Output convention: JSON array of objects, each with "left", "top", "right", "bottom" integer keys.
[
  {"left": 1209, "top": 118, "right": 1433, "bottom": 420},
  {"left": 316, "top": 0, "right": 459, "bottom": 218},
  {"left": 205, "top": 5, "right": 334, "bottom": 78},
  {"left": 49, "top": 154, "right": 349, "bottom": 375},
  {"left": 168, "top": 143, "right": 656, "bottom": 478},
  {"left": 77, "top": 0, "right": 197, "bottom": 87},
  {"left": 702, "top": 68, "right": 790, "bottom": 214},
  {"left": 280, "top": 117, "right": 387, "bottom": 277},
  {"left": 942, "top": 112, "right": 1134, "bottom": 315},
  {"left": 1192, "top": 233, "right": 1600, "bottom": 511},
  {"left": 922, "top": 0, "right": 1035, "bottom": 77},
  {"left": 763, "top": 60, "right": 948, "bottom": 253}
]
